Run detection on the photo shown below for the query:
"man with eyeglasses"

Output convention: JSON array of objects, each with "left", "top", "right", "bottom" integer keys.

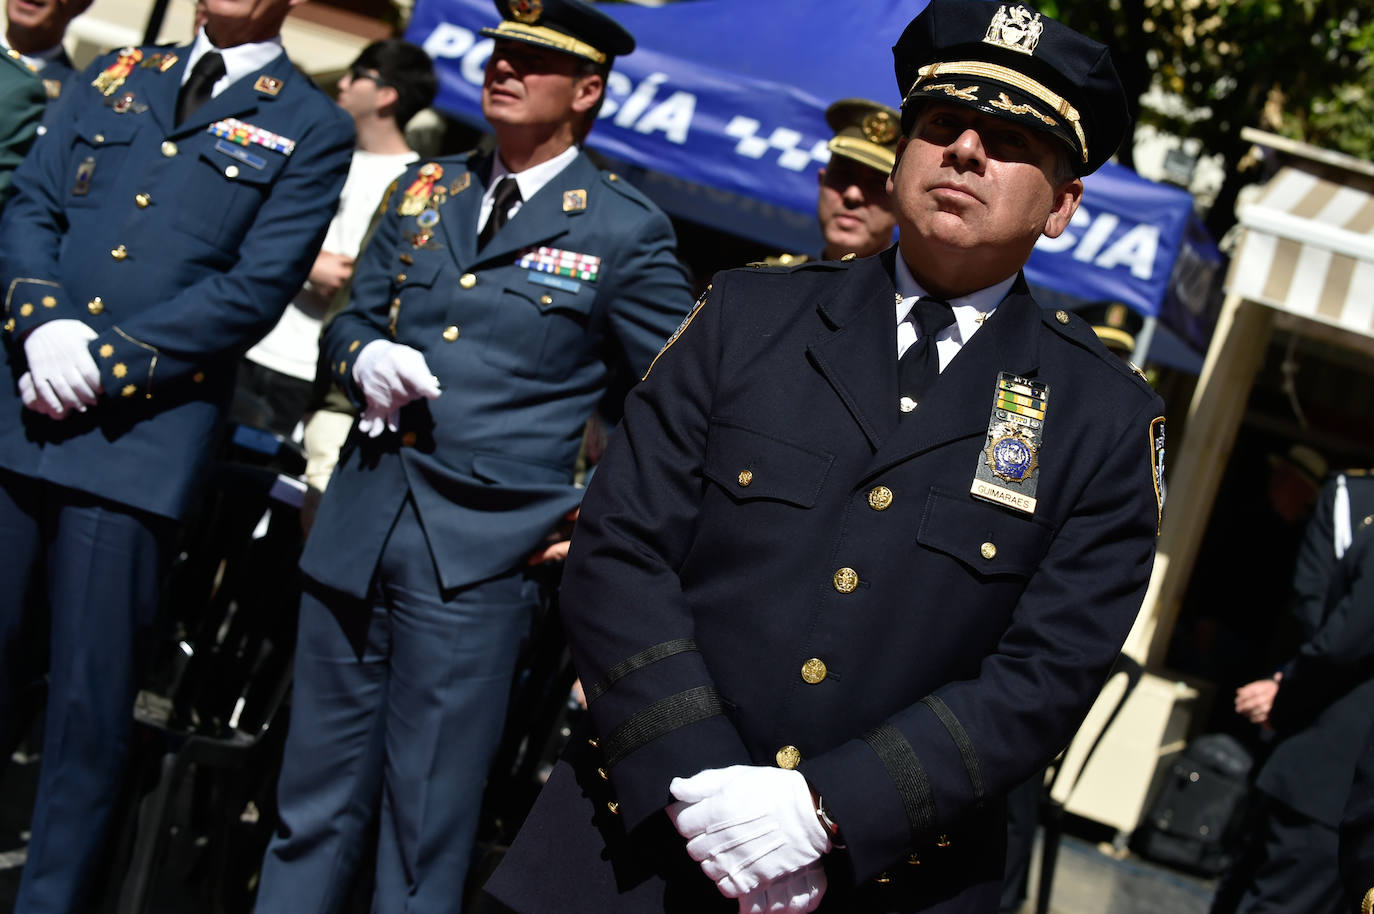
[
  {"left": 253, "top": 0, "right": 693, "bottom": 910},
  {"left": 231, "top": 39, "right": 436, "bottom": 440}
]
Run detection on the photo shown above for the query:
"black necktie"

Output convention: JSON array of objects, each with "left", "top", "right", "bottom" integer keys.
[
  {"left": 176, "top": 51, "right": 225, "bottom": 125},
  {"left": 478, "top": 177, "right": 522, "bottom": 250},
  {"left": 898, "top": 296, "right": 955, "bottom": 415}
]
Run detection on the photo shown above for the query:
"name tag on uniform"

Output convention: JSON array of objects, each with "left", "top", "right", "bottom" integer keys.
[
  {"left": 970, "top": 372, "right": 1048, "bottom": 515},
  {"left": 527, "top": 272, "right": 581, "bottom": 294},
  {"left": 214, "top": 139, "right": 267, "bottom": 170}
]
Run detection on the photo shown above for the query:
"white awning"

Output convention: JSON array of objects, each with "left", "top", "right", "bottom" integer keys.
[{"left": 1227, "top": 164, "right": 1374, "bottom": 336}]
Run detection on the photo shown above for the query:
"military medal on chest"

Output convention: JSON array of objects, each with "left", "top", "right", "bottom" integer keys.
[
  {"left": 92, "top": 47, "right": 143, "bottom": 96},
  {"left": 398, "top": 162, "right": 443, "bottom": 217},
  {"left": 970, "top": 371, "right": 1048, "bottom": 515}
]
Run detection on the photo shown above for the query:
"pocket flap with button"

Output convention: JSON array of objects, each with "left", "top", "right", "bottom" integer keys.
[
  {"left": 394, "top": 259, "right": 442, "bottom": 290},
  {"left": 75, "top": 119, "right": 138, "bottom": 147},
  {"left": 703, "top": 419, "right": 834, "bottom": 508},
  {"left": 917, "top": 488, "right": 1053, "bottom": 577}
]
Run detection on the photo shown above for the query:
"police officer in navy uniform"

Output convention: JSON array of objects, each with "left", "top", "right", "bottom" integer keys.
[
  {"left": 254, "top": 1, "right": 693, "bottom": 909},
  {"left": 484, "top": 2, "right": 1163, "bottom": 912},
  {"left": 0, "top": 0, "right": 353, "bottom": 903}
]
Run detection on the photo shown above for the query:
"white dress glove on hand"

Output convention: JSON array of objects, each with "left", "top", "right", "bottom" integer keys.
[
  {"left": 737, "top": 861, "right": 826, "bottom": 914},
  {"left": 351, "top": 340, "right": 441, "bottom": 438},
  {"left": 22, "top": 319, "right": 101, "bottom": 417},
  {"left": 668, "top": 766, "right": 831, "bottom": 899}
]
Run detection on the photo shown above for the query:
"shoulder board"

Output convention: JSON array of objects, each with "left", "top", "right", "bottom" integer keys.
[
  {"left": 741, "top": 258, "right": 852, "bottom": 275},
  {"left": 1342, "top": 468, "right": 1374, "bottom": 477},
  {"left": 1, "top": 50, "right": 38, "bottom": 77},
  {"left": 1041, "top": 307, "right": 1154, "bottom": 393},
  {"left": 597, "top": 170, "right": 655, "bottom": 210}
]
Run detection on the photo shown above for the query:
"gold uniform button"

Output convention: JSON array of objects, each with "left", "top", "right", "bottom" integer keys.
[
  {"left": 339, "top": 360, "right": 347, "bottom": 375},
  {"left": 192, "top": 371, "right": 205, "bottom": 383},
  {"left": 597, "top": 766, "right": 609, "bottom": 781},
  {"left": 442, "top": 325, "right": 460, "bottom": 342},
  {"left": 775, "top": 745, "right": 801, "bottom": 769},
  {"left": 832, "top": 567, "right": 859, "bottom": 594},
  {"left": 398, "top": 253, "right": 414, "bottom": 265},
  {"left": 88, "top": 297, "right": 104, "bottom": 315},
  {"left": 980, "top": 542, "right": 997, "bottom": 560},
  {"left": 459, "top": 273, "right": 477, "bottom": 289},
  {"left": 539, "top": 294, "right": 553, "bottom": 306},
  {"left": 936, "top": 834, "right": 951, "bottom": 847},
  {"left": 121, "top": 384, "right": 137, "bottom": 397},
  {"left": 907, "top": 852, "right": 921, "bottom": 866},
  {"left": 587, "top": 737, "right": 600, "bottom": 749},
  {"left": 98, "top": 343, "right": 114, "bottom": 358},
  {"left": 111, "top": 244, "right": 128, "bottom": 261},
  {"left": 224, "top": 165, "right": 239, "bottom": 179},
  {"left": 1055, "top": 309, "right": 1070, "bottom": 325},
  {"left": 868, "top": 486, "right": 893, "bottom": 510},
  {"left": 161, "top": 140, "right": 178, "bottom": 157},
  {"left": 606, "top": 801, "right": 620, "bottom": 815},
  {"left": 608, "top": 173, "right": 619, "bottom": 182},
  {"left": 112, "top": 363, "right": 128, "bottom": 378},
  {"left": 41, "top": 295, "right": 56, "bottom": 309},
  {"left": 737, "top": 469, "right": 753, "bottom": 487},
  {"left": 400, "top": 431, "right": 417, "bottom": 447},
  {"left": 135, "top": 193, "right": 151, "bottom": 208},
  {"left": 93, "top": 133, "right": 105, "bottom": 143},
  {"left": 391, "top": 297, "right": 402, "bottom": 308},
  {"left": 395, "top": 272, "right": 407, "bottom": 283},
  {"left": 840, "top": 252, "right": 857, "bottom": 261},
  {"left": 348, "top": 340, "right": 360, "bottom": 353},
  {"left": 3, "top": 319, "right": 14, "bottom": 332},
  {"left": 899, "top": 396, "right": 917, "bottom": 413},
  {"left": 801, "top": 658, "right": 828, "bottom": 684},
  {"left": 873, "top": 872, "right": 892, "bottom": 885},
  {"left": 19, "top": 303, "right": 33, "bottom": 317}
]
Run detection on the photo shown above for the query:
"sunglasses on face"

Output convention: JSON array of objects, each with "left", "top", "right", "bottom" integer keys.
[{"left": 348, "top": 65, "right": 390, "bottom": 88}]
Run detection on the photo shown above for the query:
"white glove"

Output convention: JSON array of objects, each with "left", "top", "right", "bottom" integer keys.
[
  {"left": 351, "top": 340, "right": 441, "bottom": 438},
  {"left": 18, "top": 372, "right": 60, "bottom": 420},
  {"left": 737, "top": 861, "right": 826, "bottom": 913},
  {"left": 668, "top": 766, "right": 831, "bottom": 899},
  {"left": 22, "top": 319, "right": 101, "bottom": 416}
]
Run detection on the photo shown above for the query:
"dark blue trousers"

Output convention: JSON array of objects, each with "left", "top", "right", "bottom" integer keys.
[
  {"left": 257, "top": 497, "right": 537, "bottom": 913},
  {"left": 0, "top": 470, "right": 173, "bottom": 914}
]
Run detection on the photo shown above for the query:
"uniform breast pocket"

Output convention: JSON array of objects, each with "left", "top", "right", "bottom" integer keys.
[
  {"left": 702, "top": 419, "right": 834, "bottom": 508},
  {"left": 174, "top": 144, "right": 286, "bottom": 248},
  {"left": 916, "top": 488, "right": 1054, "bottom": 577},
  {"left": 67, "top": 119, "right": 138, "bottom": 208},
  {"left": 478, "top": 279, "right": 596, "bottom": 379}
]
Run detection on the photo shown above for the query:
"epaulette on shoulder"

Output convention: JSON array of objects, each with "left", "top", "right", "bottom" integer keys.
[
  {"left": 1042, "top": 307, "right": 1154, "bottom": 393},
  {"left": 598, "top": 170, "right": 655, "bottom": 212},
  {"left": 742, "top": 256, "right": 853, "bottom": 274},
  {"left": 1341, "top": 468, "right": 1374, "bottom": 477}
]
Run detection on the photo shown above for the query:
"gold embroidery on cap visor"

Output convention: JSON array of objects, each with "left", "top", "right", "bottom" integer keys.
[
  {"left": 485, "top": 20, "right": 606, "bottom": 64},
  {"left": 827, "top": 136, "right": 896, "bottom": 174},
  {"left": 908, "top": 60, "right": 1087, "bottom": 164}
]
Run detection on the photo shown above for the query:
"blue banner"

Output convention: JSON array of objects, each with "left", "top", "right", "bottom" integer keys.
[{"left": 408, "top": 0, "right": 1219, "bottom": 360}]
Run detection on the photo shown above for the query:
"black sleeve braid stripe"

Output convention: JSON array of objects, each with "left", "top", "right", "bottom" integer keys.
[
  {"left": 920, "top": 695, "right": 984, "bottom": 804},
  {"left": 602, "top": 685, "right": 723, "bottom": 768},
  {"left": 584, "top": 639, "right": 699, "bottom": 704},
  {"left": 863, "top": 723, "right": 937, "bottom": 840}
]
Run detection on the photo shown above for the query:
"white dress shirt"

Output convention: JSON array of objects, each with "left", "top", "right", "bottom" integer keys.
[{"left": 892, "top": 250, "right": 1016, "bottom": 370}]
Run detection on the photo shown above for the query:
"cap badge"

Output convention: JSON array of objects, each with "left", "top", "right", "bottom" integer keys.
[
  {"left": 509, "top": 0, "right": 542, "bottom": 24},
  {"left": 861, "top": 110, "right": 898, "bottom": 145},
  {"left": 984, "top": 5, "right": 1044, "bottom": 56}
]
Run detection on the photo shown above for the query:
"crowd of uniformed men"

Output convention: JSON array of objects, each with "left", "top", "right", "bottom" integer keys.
[{"left": 0, "top": 0, "right": 1370, "bottom": 912}]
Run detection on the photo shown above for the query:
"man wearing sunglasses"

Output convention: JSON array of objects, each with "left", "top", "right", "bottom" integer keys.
[{"left": 254, "top": 0, "right": 693, "bottom": 910}]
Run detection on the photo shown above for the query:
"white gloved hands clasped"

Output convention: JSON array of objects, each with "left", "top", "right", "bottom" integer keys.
[
  {"left": 667, "top": 765, "right": 831, "bottom": 901},
  {"left": 737, "top": 861, "right": 826, "bottom": 914},
  {"left": 351, "top": 340, "right": 441, "bottom": 437},
  {"left": 21, "top": 319, "right": 101, "bottom": 418}
]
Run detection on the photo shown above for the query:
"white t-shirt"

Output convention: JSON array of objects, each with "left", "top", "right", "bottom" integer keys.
[{"left": 247, "top": 148, "right": 419, "bottom": 381}]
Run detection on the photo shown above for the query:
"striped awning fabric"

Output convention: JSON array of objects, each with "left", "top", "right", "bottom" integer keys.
[{"left": 1227, "top": 165, "right": 1374, "bottom": 334}]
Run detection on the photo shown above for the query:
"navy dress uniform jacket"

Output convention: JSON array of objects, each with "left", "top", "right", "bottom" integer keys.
[
  {"left": 486, "top": 249, "right": 1164, "bottom": 913},
  {"left": 1259, "top": 523, "right": 1374, "bottom": 830},
  {"left": 299, "top": 149, "right": 693, "bottom": 598},
  {"left": 0, "top": 44, "right": 355, "bottom": 519}
]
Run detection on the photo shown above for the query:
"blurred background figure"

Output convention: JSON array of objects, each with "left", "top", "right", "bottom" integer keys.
[
  {"left": 0, "top": 48, "right": 44, "bottom": 209},
  {"left": 2, "top": 0, "right": 92, "bottom": 119},
  {"left": 231, "top": 38, "right": 436, "bottom": 440}
]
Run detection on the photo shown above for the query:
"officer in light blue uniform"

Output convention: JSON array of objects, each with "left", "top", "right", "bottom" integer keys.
[
  {"left": 0, "top": 0, "right": 353, "bottom": 904},
  {"left": 255, "top": 1, "right": 694, "bottom": 910}
]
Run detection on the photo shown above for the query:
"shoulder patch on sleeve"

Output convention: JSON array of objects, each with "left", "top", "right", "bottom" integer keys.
[
  {"left": 642, "top": 285, "right": 709, "bottom": 381},
  {"left": 1151, "top": 416, "right": 1166, "bottom": 535}
]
